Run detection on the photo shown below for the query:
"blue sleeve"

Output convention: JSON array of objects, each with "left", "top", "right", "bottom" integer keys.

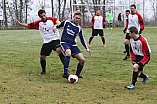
[
  {"left": 56, "top": 20, "right": 66, "bottom": 28},
  {"left": 79, "top": 29, "right": 88, "bottom": 50}
]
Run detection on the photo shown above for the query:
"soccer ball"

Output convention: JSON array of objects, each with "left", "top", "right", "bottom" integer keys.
[{"left": 68, "top": 74, "right": 78, "bottom": 83}]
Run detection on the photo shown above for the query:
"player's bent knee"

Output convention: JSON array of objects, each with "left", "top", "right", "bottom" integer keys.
[
  {"left": 79, "top": 58, "right": 85, "bottom": 65},
  {"left": 56, "top": 48, "right": 62, "bottom": 55},
  {"left": 40, "top": 55, "right": 46, "bottom": 60},
  {"left": 133, "top": 66, "right": 138, "bottom": 72}
]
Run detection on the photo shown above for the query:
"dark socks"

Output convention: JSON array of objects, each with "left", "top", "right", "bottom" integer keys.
[
  {"left": 59, "top": 53, "right": 65, "bottom": 64},
  {"left": 40, "top": 59, "right": 46, "bottom": 72},
  {"left": 101, "top": 37, "right": 105, "bottom": 44},
  {"left": 132, "top": 71, "right": 138, "bottom": 86},
  {"left": 139, "top": 72, "right": 147, "bottom": 79},
  {"left": 125, "top": 44, "right": 130, "bottom": 56},
  {"left": 89, "top": 37, "right": 94, "bottom": 44},
  {"left": 76, "top": 63, "right": 83, "bottom": 75},
  {"left": 63, "top": 56, "right": 70, "bottom": 75}
]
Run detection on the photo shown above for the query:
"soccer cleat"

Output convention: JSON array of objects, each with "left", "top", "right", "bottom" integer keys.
[
  {"left": 141, "top": 76, "right": 149, "bottom": 83},
  {"left": 126, "top": 84, "right": 135, "bottom": 89},
  {"left": 62, "top": 74, "right": 70, "bottom": 79},
  {"left": 39, "top": 71, "right": 46, "bottom": 75},
  {"left": 107, "top": 28, "right": 109, "bottom": 30},
  {"left": 111, "top": 27, "right": 112, "bottom": 30},
  {"left": 123, "top": 55, "right": 130, "bottom": 60},
  {"left": 122, "top": 50, "right": 127, "bottom": 53},
  {"left": 103, "top": 44, "right": 106, "bottom": 47},
  {"left": 76, "top": 74, "right": 84, "bottom": 78},
  {"left": 88, "top": 43, "right": 91, "bottom": 47}
]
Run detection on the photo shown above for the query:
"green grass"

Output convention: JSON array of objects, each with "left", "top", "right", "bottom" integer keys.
[{"left": 0, "top": 27, "right": 157, "bottom": 104}]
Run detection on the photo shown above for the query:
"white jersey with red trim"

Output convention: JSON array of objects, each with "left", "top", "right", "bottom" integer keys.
[
  {"left": 126, "top": 12, "right": 144, "bottom": 33},
  {"left": 130, "top": 35, "right": 151, "bottom": 66},
  {"left": 28, "top": 17, "right": 59, "bottom": 43},
  {"left": 91, "top": 15, "right": 106, "bottom": 29}
]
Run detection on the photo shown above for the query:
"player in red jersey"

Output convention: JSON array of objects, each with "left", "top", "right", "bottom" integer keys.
[
  {"left": 123, "top": 4, "right": 145, "bottom": 60},
  {"left": 16, "top": 9, "right": 65, "bottom": 75},
  {"left": 126, "top": 26, "right": 151, "bottom": 89},
  {"left": 88, "top": 10, "right": 106, "bottom": 47}
]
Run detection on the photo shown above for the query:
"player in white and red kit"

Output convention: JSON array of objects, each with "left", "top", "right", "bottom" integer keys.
[
  {"left": 126, "top": 26, "right": 151, "bottom": 89},
  {"left": 16, "top": 9, "right": 65, "bottom": 75},
  {"left": 88, "top": 10, "right": 106, "bottom": 47},
  {"left": 123, "top": 4, "right": 145, "bottom": 60}
]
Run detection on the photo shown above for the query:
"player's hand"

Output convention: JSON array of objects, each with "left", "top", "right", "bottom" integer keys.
[
  {"left": 123, "top": 28, "right": 127, "bottom": 34},
  {"left": 132, "top": 61, "right": 136, "bottom": 65},
  {"left": 86, "top": 49, "right": 91, "bottom": 55},
  {"left": 16, "top": 19, "right": 21, "bottom": 25},
  {"left": 53, "top": 26, "right": 57, "bottom": 33},
  {"left": 139, "top": 29, "right": 143, "bottom": 34},
  {"left": 57, "top": 22, "right": 61, "bottom": 26}
]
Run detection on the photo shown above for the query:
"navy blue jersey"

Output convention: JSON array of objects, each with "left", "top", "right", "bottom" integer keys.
[{"left": 58, "top": 20, "right": 88, "bottom": 50}]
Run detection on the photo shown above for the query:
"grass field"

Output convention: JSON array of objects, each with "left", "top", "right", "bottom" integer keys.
[{"left": 0, "top": 27, "right": 157, "bottom": 104}]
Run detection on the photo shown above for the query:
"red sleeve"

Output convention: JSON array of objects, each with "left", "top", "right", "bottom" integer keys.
[
  {"left": 28, "top": 20, "right": 41, "bottom": 30},
  {"left": 137, "top": 13, "right": 144, "bottom": 30},
  {"left": 102, "top": 15, "right": 106, "bottom": 25},
  {"left": 91, "top": 15, "right": 95, "bottom": 27},
  {"left": 130, "top": 43, "right": 136, "bottom": 61},
  {"left": 139, "top": 38, "right": 150, "bottom": 65},
  {"left": 125, "top": 22, "right": 128, "bottom": 29},
  {"left": 47, "top": 17, "right": 58, "bottom": 24}
]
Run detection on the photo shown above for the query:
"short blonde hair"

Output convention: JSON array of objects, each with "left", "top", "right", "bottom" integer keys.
[{"left": 74, "top": 10, "right": 82, "bottom": 16}]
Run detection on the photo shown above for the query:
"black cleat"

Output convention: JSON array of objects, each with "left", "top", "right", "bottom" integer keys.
[
  {"left": 62, "top": 74, "right": 69, "bottom": 79},
  {"left": 123, "top": 56, "right": 130, "bottom": 60},
  {"left": 76, "top": 74, "right": 84, "bottom": 78},
  {"left": 39, "top": 71, "right": 46, "bottom": 75},
  {"left": 122, "top": 50, "right": 127, "bottom": 53}
]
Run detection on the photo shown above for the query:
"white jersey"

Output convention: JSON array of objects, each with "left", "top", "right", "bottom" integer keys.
[
  {"left": 91, "top": 15, "right": 106, "bottom": 29},
  {"left": 28, "top": 17, "right": 59, "bottom": 43},
  {"left": 125, "top": 12, "right": 144, "bottom": 33}
]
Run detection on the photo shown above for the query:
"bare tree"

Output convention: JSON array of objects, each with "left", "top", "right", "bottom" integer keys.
[
  {"left": 51, "top": 0, "right": 53, "bottom": 17},
  {"left": 62, "top": 0, "right": 66, "bottom": 20},
  {"left": 19, "top": 0, "right": 23, "bottom": 22},
  {"left": 4, "top": 0, "right": 8, "bottom": 27}
]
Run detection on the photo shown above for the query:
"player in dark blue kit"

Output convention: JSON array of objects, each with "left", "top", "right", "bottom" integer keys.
[{"left": 53, "top": 10, "right": 91, "bottom": 79}]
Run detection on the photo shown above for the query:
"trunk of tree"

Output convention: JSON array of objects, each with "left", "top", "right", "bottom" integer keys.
[
  {"left": 81, "top": 0, "right": 85, "bottom": 26},
  {"left": 25, "top": 0, "right": 28, "bottom": 23},
  {"left": 70, "top": 0, "right": 72, "bottom": 19},
  {"left": 92, "top": 0, "right": 96, "bottom": 14},
  {"left": 15, "top": 0, "right": 19, "bottom": 21},
  {"left": 20, "top": 0, "right": 23, "bottom": 22},
  {"left": 58, "top": 0, "right": 61, "bottom": 20},
  {"left": 4, "top": 0, "right": 8, "bottom": 27},
  {"left": 51, "top": 0, "right": 53, "bottom": 17},
  {"left": 103, "top": 0, "right": 106, "bottom": 17},
  {"left": 62, "top": 0, "right": 66, "bottom": 20}
]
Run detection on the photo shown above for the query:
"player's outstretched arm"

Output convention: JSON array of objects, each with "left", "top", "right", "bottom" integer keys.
[
  {"left": 86, "top": 49, "right": 91, "bottom": 55},
  {"left": 16, "top": 20, "right": 28, "bottom": 27}
]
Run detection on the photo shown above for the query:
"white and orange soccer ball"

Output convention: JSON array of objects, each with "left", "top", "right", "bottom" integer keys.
[{"left": 68, "top": 74, "right": 78, "bottom": 83}]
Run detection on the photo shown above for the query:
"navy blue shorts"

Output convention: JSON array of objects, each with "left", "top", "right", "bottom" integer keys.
[{"left": 61, "top": 42, "right": 81, "bottom": 56}]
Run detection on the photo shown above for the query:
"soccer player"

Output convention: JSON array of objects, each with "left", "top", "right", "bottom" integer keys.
[
  {"left": 88, "top": 10, "right": 106, "bottom": 47},
  {"left": 16, "top": 9, "right": 65, "bottom": 75},
  {"left": 53, "top": 10, "right": 91, "bottom": 79},
  {"left": 106, "top": 9, "right": 113, "bottom": 30},
  {"left": 122, "top": 10, "right": 131, "bottom": 60},
  {"left": 123, "top": 4, "right": 145, "bottom": 60},
  {"left": 126, "top": 26, "right": 150, "bottom": 89},
  {"left": 117, "top": 13, "right": 121, "bottom": 27}
]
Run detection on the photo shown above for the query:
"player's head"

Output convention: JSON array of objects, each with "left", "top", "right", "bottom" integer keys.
[
  {"left": 130, "top": 4, "right": 136, "bottom": 14},
  {"left": 38, "top": 9, "right": 47, "bottom": 22},
  {"left": 96, "top": 10, "right": 101, "bottom": 16},
  {"left": 73, "top": 10, "right": 82, "bottom": 24},
  {"left": 128, "top": 26, "right": 138, "bottom": 38},
  {"left": 109, "top": 9, "right": 111, "bottom": 13},
  {"left": 125, "top": 10, "right": 130, "bottom": 16}
]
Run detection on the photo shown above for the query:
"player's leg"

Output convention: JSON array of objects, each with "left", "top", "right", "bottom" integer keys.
[
  {"left": 56, "top": 47, "right": 65, "bottom": 64},
  {"left": 127, "top": 64, "right": 139, "bottom": 89},
  {"left": 123, "top": 33, "right": 130, "bottom": 60},
  {"left": 99, "top": 29, "right": 106, "bottom": 47},
  {"left": 39, "top": 55, "right": 46, "bottom": 75},
  {"left": 74, "top": 53, "right": 85, "bottom": 78},
  {"left": 110, "top": 23, "right": 113, "bottom": 29},
  {"left": 107, "top": 22, "right": 109, "bottom": 30},
  {"left": 88, "top": 29, "right": 98, "bottom": 46}
]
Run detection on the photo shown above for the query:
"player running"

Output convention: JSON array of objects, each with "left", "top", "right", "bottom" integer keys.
[
  {"left": 123, "top": 4, "right": 145, "bottom": 60},
  {"left": 126, "top": 26, "right": 150, "bottom": 89},
  {"left": 16, "top": 9, "right": 65, "bottom": 75},
  {"left": 88, "top": 10, "right": 106, "bottom": 47},
  {"left": 122, "top": 10, "right": 130, "bottom": 60},
  {"left": 106, "top": 9, "right": 113, "bottom": 30},
  {"left": 53, "top": 10, "right": 91, "bottom": 79}
]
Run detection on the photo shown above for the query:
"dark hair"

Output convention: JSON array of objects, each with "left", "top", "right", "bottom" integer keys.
[
  {"left": 74, "top": 10, "right": 82, "bottom": 16},
  {"left": 128, "top": 26, "right": 138, "bottom": 34},
  {"left": 125, "top": 10, "right": 130, "bottom": 13},
  {"left": 130, "top": 4, "right": 136, "bottom": 9},
  {"left": 38, "top": 9, "right": 46, "bottom": 17}
]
